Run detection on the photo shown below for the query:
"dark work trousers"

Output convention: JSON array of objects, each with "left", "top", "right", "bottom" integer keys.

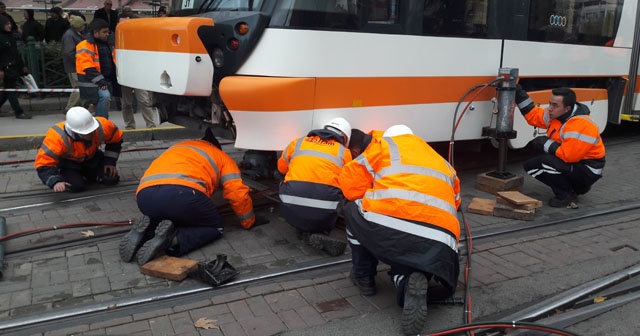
[
  {"left": 0, "top": 77, "right": 25, "bottom": 116},
  {"left": 136, "top": 185, "right": 223, "bottom": 256},
  {"left": 344, "top": 201, "right": 417, "bottom": 307},
  {"left": 58, "top": 150, "right": 114, "bottom": 192},
  {"left": 523, "top": 154, "right": 603, "bottom": 200}
]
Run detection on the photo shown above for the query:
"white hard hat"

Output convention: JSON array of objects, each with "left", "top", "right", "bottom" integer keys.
[
  {"left": 324, "top": 117, "right": 352, "bottom": 145},
  {"left": 66, "top": 107, "right": 99, "bottom": 135},
  {"left": 383, "top": 124, "right": 413, "bottom": 137}
]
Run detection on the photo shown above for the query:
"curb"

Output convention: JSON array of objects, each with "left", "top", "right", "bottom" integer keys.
[{"left": 0, "top": 127, "right": 203, "bottom": 152}]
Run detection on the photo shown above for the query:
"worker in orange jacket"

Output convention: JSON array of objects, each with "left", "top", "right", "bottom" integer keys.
[
  {"left": 516, "top": 86, "right": 605, "bottom": 208},
  {"left": 277, "top": 117, "right": 353, "bottom": 257},
  {"left": 34, "top": 106, "right": 123, "bottom": 192},
  {"left": 120, "top": 128, "right": 257, "bottom": 265},
  {"left": 339, "top": 125, "right": 461, "bottom": 335},
  {"left": 76, "top": 18, "right": 115, "bottom": 119}
]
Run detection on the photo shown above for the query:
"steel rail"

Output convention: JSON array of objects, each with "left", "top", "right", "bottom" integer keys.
[{"left": 0, "top": 257, "right": 350, "bottom": 332}]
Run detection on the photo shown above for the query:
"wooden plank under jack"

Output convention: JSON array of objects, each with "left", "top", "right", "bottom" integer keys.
[
  {"left": 496, "top": 191, "right": 543, "bottom": 208},
  {"left": 492, "top": 202, "right": 536, "bottom": 221},
  {"left": 140, "top": 255, "right": 199, "bottom": 281},
  {"left": 467, "top": 197, "right": 496, "bottom": 216}
]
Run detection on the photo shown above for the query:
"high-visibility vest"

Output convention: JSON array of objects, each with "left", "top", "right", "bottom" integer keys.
[
  {"left": 137, "top": 140, "right": 255, "bottom": 229},
  {"left": 34, "top": 117, "right": 123, "bottom": 168},
  {"left": 524, "top": 104, "right": 605, "bottom": 163},
  {"left": 339, "top": 134, "right": 461, "bottom": 240}
]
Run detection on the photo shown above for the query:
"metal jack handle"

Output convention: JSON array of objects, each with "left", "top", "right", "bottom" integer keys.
[{"left": 490, "top": 68, "right": 519, "bottom": 178}]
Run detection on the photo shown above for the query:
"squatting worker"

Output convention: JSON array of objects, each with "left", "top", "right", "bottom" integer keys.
[
  {"left": 119, "top": 128, "right": 256, "bottom": 266},
  {"left": 339, "top": 125, "right": 461, "bottom": 335},
  {"left": 516, "top": 86, "right": 605, "bottom": 208},
  {"left": 278, "top": 117, "right": 352, "bottom": 257},
  {"left": 34, "top": 107, "right": 123, "bottom": 192}
]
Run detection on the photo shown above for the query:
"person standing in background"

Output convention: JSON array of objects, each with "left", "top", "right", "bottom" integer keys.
[
  {"left": 93, "top": 0, "right": 118, "bottom": 34},
  {"left": 21, "top": 9, "right": 44, "bottom": 43},
  {"left": 44, "top": 7, "right": 69, "bottom": 43},
  {"left": 0, "top": 16, "right": 31, "bottom": 119},
  {"left": 76, "top": 19, "right": 115, "bottom": 119},
  {"left": 61, "top": 16, "right": 85, "bottom": 113},
  {"left": 118, "top": 11, "right": 156, "bottom": 129},
  {"left": 0, "top": 2, "right": 20, "bottom": 39}
]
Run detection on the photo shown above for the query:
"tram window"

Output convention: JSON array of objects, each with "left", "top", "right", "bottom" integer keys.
[
  {"left": 271, "top": 0, "right": 400, "bottom": 32},
  {"left": 528, "top": 0, "right": 623, "bottom": 46},
  {"left": 206, "top": 0, "right": 263, "bottom": 10},
  {"left": 421, "top": 0, "right": 488, "bottom": 38}
]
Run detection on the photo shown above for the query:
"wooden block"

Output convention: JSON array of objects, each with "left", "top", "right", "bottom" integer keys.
[
  {"left": 475, "top": 181, "right": 523, "bottom": 196},
  {"left": 467, "top": 197, "right": 496, "bottom": 216},
  {"left": 476, "top": 172, "right": 524, "bottom": 193},
  {"left": 140, "top": 255, "right": 199, "bottom": 281},
  {"left": 492, "top": 203, "right": 536, "bottom": 221},
  {"left": 497, "top": 191, "right": 543, "bottom": 207},
  {"left": 496, "top": 196, "right": 542, "bottom": 210}
]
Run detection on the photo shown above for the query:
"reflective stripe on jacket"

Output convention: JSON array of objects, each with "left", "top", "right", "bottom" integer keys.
[
  {"left": 137, "top": 140, "right": 255, "bottom": 229},
  {"left": 35, "top": 117, "right": 123, "bottom": 168},
  {"left": 278, "top": 135, "right": 352, "bottom": 206},
  {"left": 339, "top": 134, "right": 461, "bottom": 241},
  {"left": 524, "top": 103, "right": 605, "bottom": 163}
]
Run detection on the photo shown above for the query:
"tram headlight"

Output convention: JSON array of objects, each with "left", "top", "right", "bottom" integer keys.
[
  {"left": 237, "top": 22, "right": 249, "bottom": 35},
  {"left": 213, "top": 48, "right": 224, "bottom": 68},
  {"left": 228, "top": 38, "right": 240, "bottom": 51}
]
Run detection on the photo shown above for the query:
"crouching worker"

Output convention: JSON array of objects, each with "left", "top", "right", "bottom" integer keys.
[
  {"left": 35, "top": 106, "right": 122, "bottom": 192},
  {"left": 340, "top": 125, "right": 461, "bottom": 335},
  {"left": 278, "top": 117, "right": 352, "bottom": 256},
  {"left": 119, "top": 128, "right": 256, "bottom": 265}
]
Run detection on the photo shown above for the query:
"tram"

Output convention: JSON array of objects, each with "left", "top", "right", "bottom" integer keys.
[{"left": 115, "top": 0, "right": 638, "bottom": 151}]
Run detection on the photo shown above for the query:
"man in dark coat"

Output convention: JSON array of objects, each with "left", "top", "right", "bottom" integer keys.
[
  {"left": 0, "top": 16, "right": 30, "bottom": 119},
  {"left": 93, "top": 0, "right": 118, "bottom": 33}
]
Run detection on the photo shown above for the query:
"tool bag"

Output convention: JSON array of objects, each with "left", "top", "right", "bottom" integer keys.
[{"left": 188, "top": 254, "right": 239, "bottom": 286}]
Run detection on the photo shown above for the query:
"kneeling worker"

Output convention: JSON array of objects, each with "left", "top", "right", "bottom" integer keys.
[
  {"left": 340, "top": 125, "right": 461, "bottom": 335},
  {"left": 277, "top": 117, "right": 352, "bottom": 256},
  {"left": 120, "top": 129, "right": 256, "bottom": 265},
  {"left": 34, "top": 106, "right": 123, "bottom": 192}
]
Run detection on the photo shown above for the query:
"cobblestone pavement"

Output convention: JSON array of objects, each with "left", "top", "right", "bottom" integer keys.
[{"left": 0, "top": 117, "right": 639, "bottom": 335}]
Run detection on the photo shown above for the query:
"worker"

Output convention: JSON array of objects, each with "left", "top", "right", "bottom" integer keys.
[
  {"left": 277, "top": 117, "right": 352, "bottom": 257},
  {"left": 76, "top": 18, "right": 115, "bottom": 119},
  {"left": 339, "top": 125, "right": 461, "bottom": 335},
  {"left": 34, "top": 106, "right": 123, "bottom": 192},
  {"left": 516, "top": 86, "right": 606, "bottom": 208},
  {"left": 119, "top": 128, "right": 258, "bottom": 265}
]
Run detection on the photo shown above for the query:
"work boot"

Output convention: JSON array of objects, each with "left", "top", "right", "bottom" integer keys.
[
  {"left": 402, "top": 272, "right": 429, "bottom": 335},
  {"left": 118, "top": 215, "right": 156, "bottom": 262},
  {"left": 548, "top": 197, "right": 578, "bottom": 209},
  {"left": 136, "top": 220, "right": 177, "bottom": 266},
  {"left": 350, "top": 271, "right": 376, "bottom": 296},
  {"left": 309, "top": 233, "right": 346, "bottom": 256}
]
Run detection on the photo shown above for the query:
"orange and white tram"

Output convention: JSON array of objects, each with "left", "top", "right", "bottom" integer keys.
[{"left": 116, "top": 0, "right": 640, "bottom": 151}]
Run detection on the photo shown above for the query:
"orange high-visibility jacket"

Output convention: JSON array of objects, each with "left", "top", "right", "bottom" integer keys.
[
  {"left": 524, "top": 103, "right": 605, "bottom": 163},
  {"left": 278, "top": 135, "right": 353, "bottom": 188},
  {"left": 34, "top": 117, "right": 123, "bottom": 188},
  {"left": 35, "top": 117, "right": 123, "bottom": 168},
  {"left": 137, "top": 140, "right": 255, "bottom": 229},
  {"left": 339, "top": 133, "right": 461, "bottom": 240}
]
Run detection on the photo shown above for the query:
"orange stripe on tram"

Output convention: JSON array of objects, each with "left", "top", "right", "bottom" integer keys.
[
  {"left": 115, "top": 17, "right": 212, "bottom": 54},
  {"left": 221, "top": 76, "right": 499, "bottom": 112}
]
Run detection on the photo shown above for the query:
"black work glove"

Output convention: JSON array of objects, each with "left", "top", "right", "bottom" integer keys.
[
  {"left": 530, "top": 136, "right": 560, "bottom": 155},
  {"left": 515, "top": 84, "right": 534, "bottom": 115}
]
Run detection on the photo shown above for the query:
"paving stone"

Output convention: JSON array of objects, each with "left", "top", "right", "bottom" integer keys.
[
  {"left": 211, "top": 290, "right": 249, "bottom": 305},
  {"left": 220, "top": 322, "right": 249, "bottom": 336},
  {"left": 10, "top": 289, "right": 32, "bottom": 308},
  {"left": 44, "top": 324, "right": 90, "bottom": 336},
  {"left": 238, "top": 313, "right": 287, "bottom": 336},
  {"left": 169, "top": 311, "right": 198, "bottom": 334},
  {"left": 147, "top": 315, "right": 175, "bottom": 336},
  {"left": 228, "top": 300, "right": 254, "bottom": 321},
  {"left": 264, "top": 290, "right": 308, "bottom": 313}
]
